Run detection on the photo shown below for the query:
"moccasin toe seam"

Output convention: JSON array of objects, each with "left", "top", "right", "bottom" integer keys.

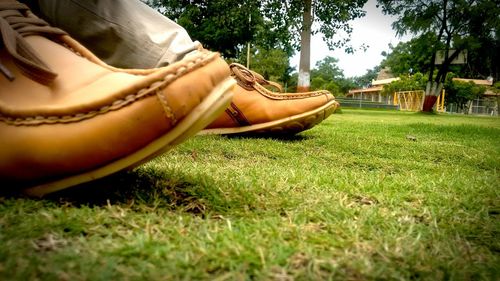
[{"left": 0, "top": 52, "right": 217, "bottom": 126}]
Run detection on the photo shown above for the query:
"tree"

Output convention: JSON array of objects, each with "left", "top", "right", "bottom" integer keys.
[
  {"left": 380, "top": 34, "right": 437, "bottom": 76},
  {"left": 380, "top": 72, "right": 428, "bottom": 96},
  {"left": 461, "top": 2, "right": 500, "bottom": 81},
  {"left": 298, "top": 0, "right": 313, "bottom": 92},
  {"left": 312, "top": 56, "right": 344, "bottom": 81},
  {"left": 377, "top": 0, "right": 500, "bottom": 112},
  {"left": 310, "top": 56, "right": 344, "bottom": 94},
  {"left": 352, "top": 65, "right": 381, "bottom": 88},
  {"left": 148, "top": 0, "right": 368, "bottom": 93},
  {"left": 260, "top": 0, "right": 367, "bottom": 92},
  {"left": 237, "top": 46, "right": 292, "bottom": 84},
  {"left": 308, "top": 56, "right": 357, "bottom": 95},
  {"left": 444, "top": 73, "right": 486, "bottom": 112},
  {"left": 147, "top": 0, "right": 262, "bottom": 58}
]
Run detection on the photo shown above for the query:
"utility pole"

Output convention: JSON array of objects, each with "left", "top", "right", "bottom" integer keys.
[{"left": 246, "top": 13, "right": 251, "bottom": 69}]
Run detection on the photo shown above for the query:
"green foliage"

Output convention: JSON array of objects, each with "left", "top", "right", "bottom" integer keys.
[
  {"left": 462, "top": 0, "right": 500, "bottom": 81},
  {"left": 261, "top": 0, "right": 368, "bottom": 53},
  {"left": 335, "top": 78, "right": 358, "bottom": 96},
  {"left": 381, "top": 33, "right": 438, "bottom": 76},
  {"left": 444, "top": 73, "right": 487, "bottom": 110},
  {"left": 237, "top": 46, "right": 292, "bottom": 85},
  {"left": 309, "top": 56, "right": 356, "bottom": 95},
  {"left": 381, "top": 73, "right": 428, "bottom": 95},
  {"left": 377, "top": 0, "right": 500, "bottom": 84},
  {"left": 148, "top": 0, "right": 369, "bottom": 60},
  {"left": 147, "top": 0, "right": 369, "bottom": 91},
  {"left": 352, "top": 65, "right": 381, "bottom": 88},
  {"left": 287, "top": 73, "right": 299, "bottom": 92},
  {"left": 312, "top": 56, "right": 344, "bottom": 80},
  {"left": 493, "top": 82, "right": 500, "bottom": 92},
  {"left": 311, "top": 76, "right": 341, "bottom": 94},
  {"left": 147, "top": 0, "right": 263, "bottom": 58}
]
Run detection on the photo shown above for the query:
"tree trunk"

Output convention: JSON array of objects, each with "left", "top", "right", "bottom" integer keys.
[
  {"left": 422, "top": 47, "right": 462, "bottom": 112},
  {"left": 422, "top": 0, "right": 447, "bottom": 112},
  {"left": 422, "top": 81, "right": 442, "bottom": 112},
  {"left": 297, "top": 0, "right": 312, "bottom": 92}
]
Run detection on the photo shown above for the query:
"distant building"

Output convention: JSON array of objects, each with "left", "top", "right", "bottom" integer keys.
[
  {"left": 347, "top": 67, "right": 399, "bottom": 104},
  {"left": 452, "top": 78, "right": 493, "bottom": 86},
  {"left": 346, "top": 68, "right": 498, "bottom": 115},
  {"left": 449, "top": 78, "right": 498, "bottom": 116}
]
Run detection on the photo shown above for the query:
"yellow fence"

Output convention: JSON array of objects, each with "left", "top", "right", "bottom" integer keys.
[
  {"left": 393, "top": 90, "right": 446, "bottom": 112},
  {"left": 393, "top": 90, "right": 424, "bottom": 111},
  {"left": 435, "top": 90, "right": 446, "bottom": 112}
]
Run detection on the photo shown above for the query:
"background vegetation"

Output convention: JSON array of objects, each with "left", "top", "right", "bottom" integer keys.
[
  {"left": 147, "top": 0, "right": 499, "bottom": 108},
  {"left": 148, "top": 0, "right": 368, "bottom": 91}
]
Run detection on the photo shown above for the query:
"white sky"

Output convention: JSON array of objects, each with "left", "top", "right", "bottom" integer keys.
[{"left": 291, "top": 0, "right": 411, "bottom": 78}]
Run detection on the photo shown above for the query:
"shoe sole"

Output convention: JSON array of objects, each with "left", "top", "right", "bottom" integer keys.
[
  {"left": 198, "top": 100, "right": 339, "bottom": 135},
  {"left": 23, "top": 78, "right": 236, "bottom": 197}
]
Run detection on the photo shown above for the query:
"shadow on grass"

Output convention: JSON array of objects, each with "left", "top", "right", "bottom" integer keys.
[{"left": 2, "top": 169, "right": 229, "bottom": 216}]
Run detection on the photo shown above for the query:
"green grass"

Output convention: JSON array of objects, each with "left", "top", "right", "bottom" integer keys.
[{"left": 1, "top": 109, "right": 499, "bottom": 280}]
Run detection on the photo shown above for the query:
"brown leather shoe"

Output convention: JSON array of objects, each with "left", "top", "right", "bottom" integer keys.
[
  {"left": 201, "top": 63, "right": 339, "bottom": 135},
  {"left": 0, "top": 2, "right": 234, "bottom": 196}
]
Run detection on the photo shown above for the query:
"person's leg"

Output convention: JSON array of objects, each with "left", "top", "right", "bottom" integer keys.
[{"left": 31, "top": 0, "right": 201, "bottom": 69}]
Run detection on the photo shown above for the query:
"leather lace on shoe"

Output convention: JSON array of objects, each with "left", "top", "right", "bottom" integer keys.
[
  {"left": 230, "top": 63, "right": 284, "bottom": 92},
  {"left": 230, "top": 63, "right": 329, "bottom": 100},
  {"left": 0, "top": 1, "right": 66, "bottom": 85}
]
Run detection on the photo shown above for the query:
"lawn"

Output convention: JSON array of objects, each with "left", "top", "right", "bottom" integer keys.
[{"left": 1, "top": 109, "right": 499, "bottom": 280}]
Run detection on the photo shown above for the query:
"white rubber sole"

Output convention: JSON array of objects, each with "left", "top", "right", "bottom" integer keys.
[
  {"left": 199, "top": 100, "right": 339, "bottom": 135},
  {"left": 24, "top": 78, "right": 236, "bottom": 197}
]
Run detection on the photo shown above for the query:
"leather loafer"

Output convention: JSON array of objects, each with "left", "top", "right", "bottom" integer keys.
[
  {"left": 0, "top": 1, "right": 234, "bottom": 196},
  {"left": 201, "top": 63, "right": 339, "bottom": 135}
]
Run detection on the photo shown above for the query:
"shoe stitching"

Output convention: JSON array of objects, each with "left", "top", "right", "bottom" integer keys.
[
  {"left": 155, "top": 81, "right": 177, "bottom": 126},
  {"left": 0, "top": 52, "right": 213, "bottom": 126},
  {"left": 254, "top": 83, "right": 329, "bottom": 100}
]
